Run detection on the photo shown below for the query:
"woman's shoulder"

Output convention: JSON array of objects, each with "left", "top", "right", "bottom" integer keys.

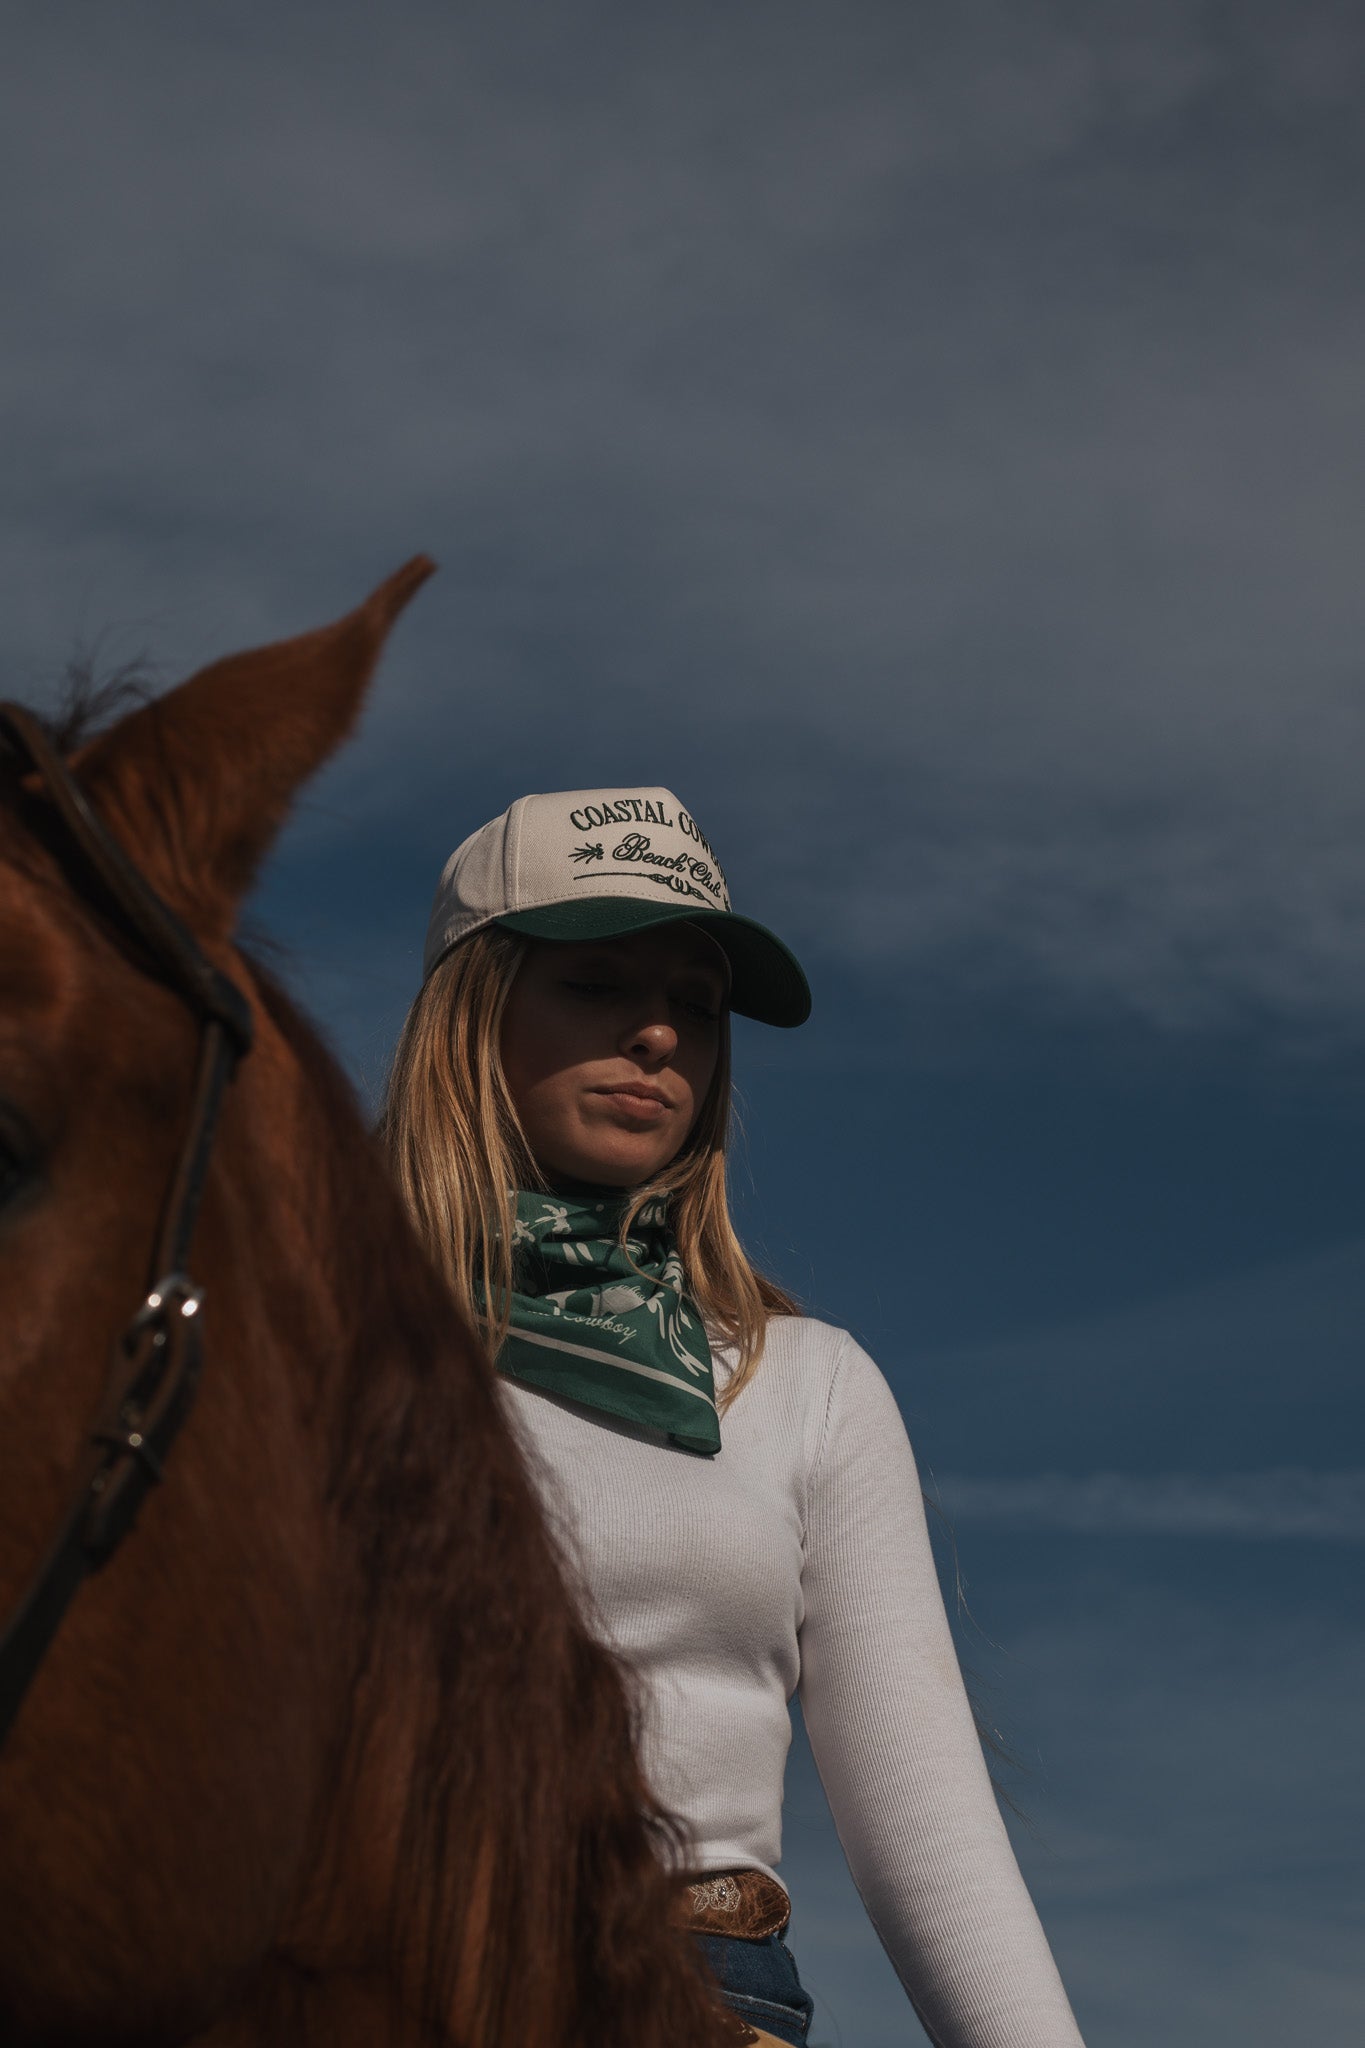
[
  {"left": 717, "top": 1314, "right": 894, "bottom": 1430},
  {"left": 755, "top": 1313, "right": 887, "bottom": 1387},
  {"left": 711, "top": 1309, "right": 841, "bottom": 1376},
  {"left": 715, "top": 1316, "right": 909, "bottom": 1506}
]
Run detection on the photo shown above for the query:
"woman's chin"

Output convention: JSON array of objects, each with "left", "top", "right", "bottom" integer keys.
[{"left": 544, "top": 1140, "right": 674, "bottom": 1190}]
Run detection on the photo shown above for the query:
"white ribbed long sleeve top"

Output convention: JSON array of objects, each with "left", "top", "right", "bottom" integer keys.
[{"left": 501, "top": 1314, "right": 1085, "bottom": 2048}]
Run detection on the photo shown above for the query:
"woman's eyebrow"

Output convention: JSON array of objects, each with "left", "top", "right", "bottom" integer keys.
[{"left": 564, "top": 949, "right": 627, "bottom": 969}]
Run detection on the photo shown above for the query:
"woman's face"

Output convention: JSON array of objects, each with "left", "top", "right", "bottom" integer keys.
[{"left": 499, "top": 925, "right": 727, "bottom": 1189}]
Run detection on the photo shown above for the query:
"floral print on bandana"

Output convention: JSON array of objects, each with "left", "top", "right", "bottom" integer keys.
[{"left": 492, "top": 1191, "right": 720, "bottom": 1456}]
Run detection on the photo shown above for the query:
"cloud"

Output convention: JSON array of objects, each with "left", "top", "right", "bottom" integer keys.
[
  {"left": 7, "top": 2, "right": 1365, "bottom": 1041},
  {"left": 934, "top": 1467, "right": 1365, "bottom": 1538},
  {"left": 894, "top": 1227, "right": 1365, "bottom": 1473}
]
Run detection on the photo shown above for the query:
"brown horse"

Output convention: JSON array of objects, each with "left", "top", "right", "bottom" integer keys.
[{"left": 0, "top": 562, "right": 734, "bottom": 2048}]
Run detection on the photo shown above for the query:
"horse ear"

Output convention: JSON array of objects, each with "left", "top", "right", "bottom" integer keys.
[{"left": 77, "top": 556, "right": 436, "bottom": 940}]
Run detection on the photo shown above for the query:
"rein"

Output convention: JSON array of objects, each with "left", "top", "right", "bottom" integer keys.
[{"left": 0, "top": 703, "right": 253, "bottom": 1750}]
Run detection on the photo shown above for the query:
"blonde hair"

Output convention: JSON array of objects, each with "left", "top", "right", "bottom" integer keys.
[{"left": 380, "top": 925, "right": 798, "bottom": 1407}]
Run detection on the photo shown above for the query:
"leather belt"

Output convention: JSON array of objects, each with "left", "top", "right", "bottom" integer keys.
[{"left": 684, "top": 1868, "right": 791, "bottom": 1940}]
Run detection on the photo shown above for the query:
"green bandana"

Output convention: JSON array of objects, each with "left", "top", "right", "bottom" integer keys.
[{"left": 493, "top": 1191, "right": 720, "bottom": 1457}]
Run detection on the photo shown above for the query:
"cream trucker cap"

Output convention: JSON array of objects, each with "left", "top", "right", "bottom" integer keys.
[{"left": 422, "top": 786, "right": 810, "bottom": 1027}]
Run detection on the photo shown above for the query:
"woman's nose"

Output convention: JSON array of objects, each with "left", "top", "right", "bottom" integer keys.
[{"left": 622, "top": 1016, "right": 677, "bottom": 1063}]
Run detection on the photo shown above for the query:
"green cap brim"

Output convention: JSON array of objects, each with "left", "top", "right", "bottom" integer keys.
[{"left": 496, "top": 899, "right": 811, "bottom": 1027}]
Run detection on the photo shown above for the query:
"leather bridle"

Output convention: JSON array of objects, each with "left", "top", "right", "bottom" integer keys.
[{"left": 0, "top": 702, "right": 254, "bottom": 1750}]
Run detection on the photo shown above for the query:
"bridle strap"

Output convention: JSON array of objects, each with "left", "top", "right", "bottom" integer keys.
[
  {"left": 0, "top": 703, "right": 252, "bottom": 1052},
  {"left": 0, "top": 701, "right": 254, "bottom": 1750}
]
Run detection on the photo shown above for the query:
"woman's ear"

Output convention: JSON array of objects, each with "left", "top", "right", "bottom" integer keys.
[{"left": 73, "top": 557, "right": 434, "bottom": 942}]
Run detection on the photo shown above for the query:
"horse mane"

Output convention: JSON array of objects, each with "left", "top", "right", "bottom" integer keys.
[{"left": 246, "top": 969, "right": 713, "bottom": 2044}]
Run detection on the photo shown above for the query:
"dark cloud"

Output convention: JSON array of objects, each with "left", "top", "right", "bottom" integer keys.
[
  {"left": 902, "top": 1228, "right": 1365, "bottom": 1470},
  {"left": 8, "top": 1, "right": 1365, "bottom": 1033}
]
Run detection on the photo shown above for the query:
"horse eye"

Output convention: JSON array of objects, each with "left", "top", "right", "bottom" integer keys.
[{"left": 0, "top": 1111, "right": 35, "bottom": 1210}]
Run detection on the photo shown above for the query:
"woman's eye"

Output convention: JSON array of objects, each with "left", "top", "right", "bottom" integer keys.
[
  {"left": 559, "top": 979, "right": 720, "bottom": 1019},
  {"left": 673, "top": 984, "right": 723, "bottom": 1022}
]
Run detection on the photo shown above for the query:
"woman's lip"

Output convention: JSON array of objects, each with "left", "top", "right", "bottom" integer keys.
[{"left": 593, "top": 1087, "right": 672, "bottom": 1119}]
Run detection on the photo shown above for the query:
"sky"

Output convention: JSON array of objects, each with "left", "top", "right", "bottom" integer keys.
[{"left": 4, "top": 3, "right": 1364, "bottom": 2041}]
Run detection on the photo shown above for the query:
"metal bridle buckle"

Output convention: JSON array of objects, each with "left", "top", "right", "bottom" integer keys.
[
  {"left": 88, "top": 1274, "right": 207, "bottom": 1485},
  {"left": 126, "top": 1272, "right": 205, "bottom": 1339}
]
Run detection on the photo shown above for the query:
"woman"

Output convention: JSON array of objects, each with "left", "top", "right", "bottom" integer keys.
[{"left": 383, "top": 786, "right": 1086, "bottom": 2048}]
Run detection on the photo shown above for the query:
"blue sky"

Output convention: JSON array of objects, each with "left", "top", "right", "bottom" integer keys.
[{"left": 5, "top": 4, "right": 1364, "bottom": 2041}]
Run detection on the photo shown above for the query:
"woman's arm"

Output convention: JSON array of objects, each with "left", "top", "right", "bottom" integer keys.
[{"left": 798, "top": 1332, "right": 1087, "bottom": 2048}]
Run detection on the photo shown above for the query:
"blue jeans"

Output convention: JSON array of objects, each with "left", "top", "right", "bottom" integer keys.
[{"left": 695, "top": 1928, "right": 815, "bottom": 2047}]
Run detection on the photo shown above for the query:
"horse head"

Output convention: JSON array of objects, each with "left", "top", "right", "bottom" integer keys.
[{"left": 0, "top": 565, "right": 723, "bottom": 2047}]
